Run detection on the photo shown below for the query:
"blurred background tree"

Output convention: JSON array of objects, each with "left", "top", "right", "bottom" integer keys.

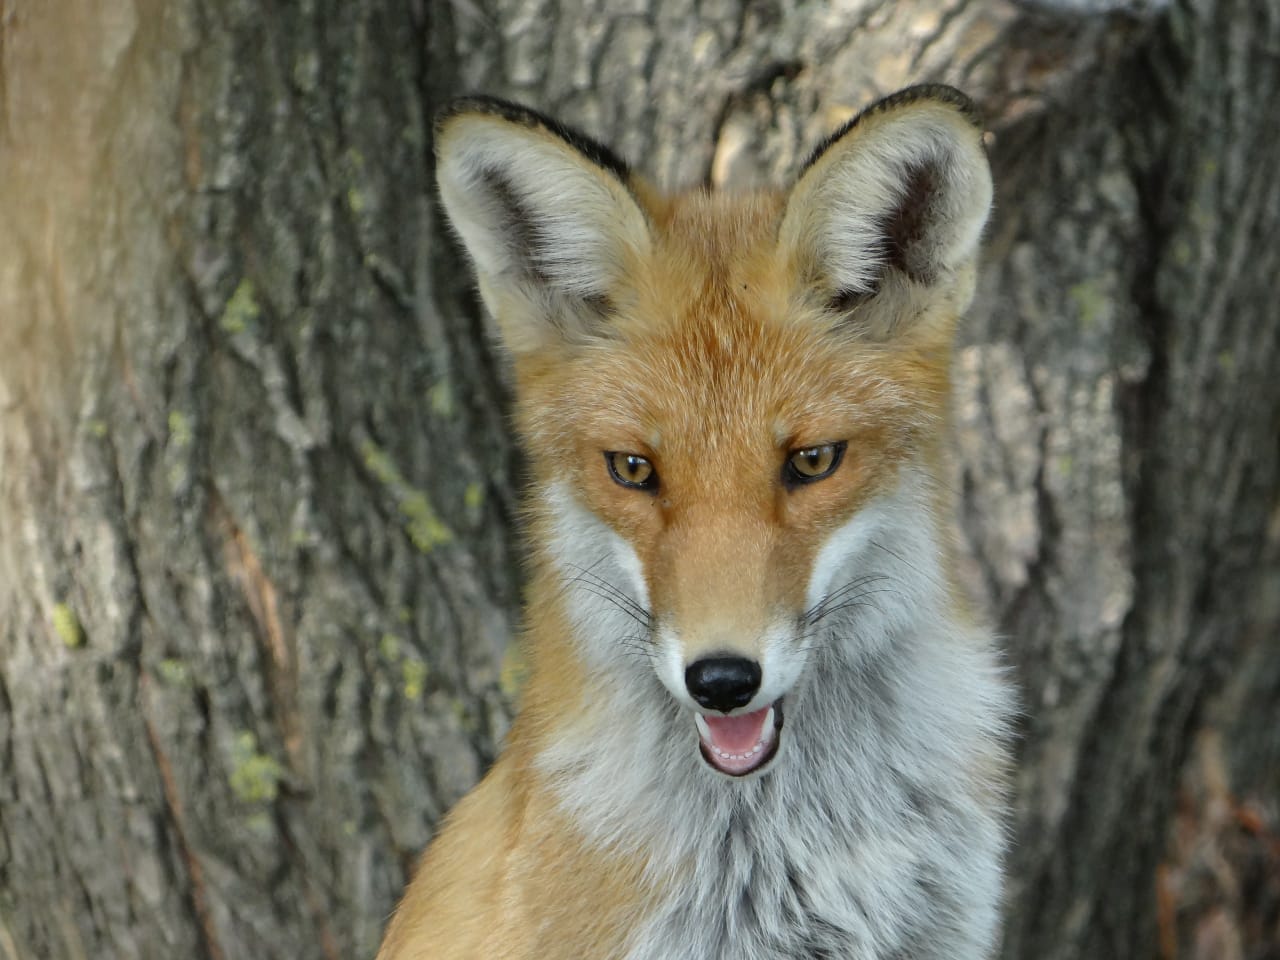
[{"left": 0, "top": 0, "right": 1276, "bottom": 957}]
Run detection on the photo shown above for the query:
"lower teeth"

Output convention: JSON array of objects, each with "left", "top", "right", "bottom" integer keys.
[
  {"left": 710, "top": 742, "right": 764, "bottom": 760},
  {"left": 696, "top": 706, "right": 776, "bottom": 764}
]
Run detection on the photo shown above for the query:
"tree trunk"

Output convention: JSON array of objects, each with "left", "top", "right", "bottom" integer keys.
[{"left": 0, "top": 1, "right": 1275, "bottom": 959}]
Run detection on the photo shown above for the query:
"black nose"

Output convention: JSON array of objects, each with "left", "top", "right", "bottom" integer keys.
[{"left": 685, "top": 656, "right": 762, "bottom": 712}]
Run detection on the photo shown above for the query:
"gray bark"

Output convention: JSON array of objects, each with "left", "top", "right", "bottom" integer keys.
[
  {"left": 962, "top": 3, "right": 1280, "bottom": 956},
  {"left": 0, "top": 1, "right": 1275, "bottom": 959}
]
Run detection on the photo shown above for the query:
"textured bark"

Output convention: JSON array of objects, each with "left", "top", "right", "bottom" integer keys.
[
  {"left": 959, "top": 2, "right": 1280, "bottom": 956},
  {"left": 0, "top": 1, "right": 1276, "bottom": 959},
  {"left": 0, "top": 3, "right": 519, "bottom": 957}
]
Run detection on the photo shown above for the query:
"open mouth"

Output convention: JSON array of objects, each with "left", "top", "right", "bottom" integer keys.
[{"left": 693, "top": 699, "right": 784, "bottom": 776}]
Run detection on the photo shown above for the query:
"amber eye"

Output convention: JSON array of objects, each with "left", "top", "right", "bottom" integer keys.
[
  {"left": 605, "top": 452, "right": 658, "bottom": 492},
  {"left": 783, "top": 442, "right": 846, "bottom": 488}
]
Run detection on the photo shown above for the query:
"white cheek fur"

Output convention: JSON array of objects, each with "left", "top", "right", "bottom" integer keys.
[
  {"left": 804, "top": 473, "right": 947, "bottom": 652},
  {"left": 805, "top": 501, "right": 891, "bottom": 613},
  {"left": 542, "top": 481, "right": 653, "bottom": 667}
]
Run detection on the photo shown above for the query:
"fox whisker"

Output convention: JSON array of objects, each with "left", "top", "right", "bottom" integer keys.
[
  {"left": 803, "top": 574, "right": 894, "bottom": 625},
  {"left": 565, "top": 564, "right": 655, "bottom": 630},
  {"left": 868, "top": 539, "right": 946, "bottom": 593},
  {"left": 812, "top": 589, "right": 897, "bottom": 622},
  {"left": 616, "top": 635, "right": 656, "bottom": 662}
]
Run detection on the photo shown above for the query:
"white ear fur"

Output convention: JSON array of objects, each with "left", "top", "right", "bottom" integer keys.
[
  {"left": 779, "top": 86, "right": 992, "bottom": 304},
  {"left": 435, "top": 100, "right": 651, "bottom": 353}
]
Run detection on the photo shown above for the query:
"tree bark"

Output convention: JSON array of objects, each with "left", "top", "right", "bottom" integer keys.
[{"left": 0, "top": 1, "right": 1275, "bottom": 959}]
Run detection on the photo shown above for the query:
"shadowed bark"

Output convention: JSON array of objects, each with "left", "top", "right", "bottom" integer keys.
[{"left": 0, "top": 1, "right": 1275, "bottom": 958}]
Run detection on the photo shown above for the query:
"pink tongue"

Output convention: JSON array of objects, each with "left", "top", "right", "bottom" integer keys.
[{"left": 703, "top": 706, "right": 770, "bottom": 754}]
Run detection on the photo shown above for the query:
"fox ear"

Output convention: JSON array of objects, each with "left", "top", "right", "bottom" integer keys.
[
  {"left": 435, "top": 98, "right": 651, "bottom": 353},
  {"left": 779, "top": 85, "right": 992, "bottom": 325}
]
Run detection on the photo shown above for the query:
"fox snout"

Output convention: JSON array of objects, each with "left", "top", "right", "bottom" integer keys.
[
  {"left": 651, "top": 616, "right": 799, "bottom": 777},
  {"left": 682, "top": 655, "right": 784, "bottom": 776}
]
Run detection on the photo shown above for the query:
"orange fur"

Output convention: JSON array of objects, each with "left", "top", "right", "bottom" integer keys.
[{"left": 378, "top": 603, "right": 663, "bottom": 959}]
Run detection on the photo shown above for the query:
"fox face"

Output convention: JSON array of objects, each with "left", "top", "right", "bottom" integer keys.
[{"left": 436, "top": 88, "right": 992, "bottom": 781}]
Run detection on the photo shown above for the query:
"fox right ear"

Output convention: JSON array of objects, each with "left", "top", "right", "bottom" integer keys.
[
  {"left": 778, "top": 85, "right": 993, "bottom": 332},
  {"left": 435, "top": 99, "right": 652, "bottom": 354}
]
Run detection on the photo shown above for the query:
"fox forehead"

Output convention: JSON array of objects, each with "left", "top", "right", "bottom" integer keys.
[
  {"left": 637, "top": 187, "right": 788, "bottom": 293},
  {"left": 560, "top": 325, "right": 924, "bottom": 449},
  {"left": 516, "top": 214, "right": 942, "bottom": 469}
]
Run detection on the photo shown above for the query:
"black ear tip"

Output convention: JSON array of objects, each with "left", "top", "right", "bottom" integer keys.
[
  {"left": 799, "top": 84, "right": 985, "bottom": 175},
  {"left": 432, "top": 95, "right": 632, "bottom": 181},
  {"left": 870, "top": 84, "right": 984, "bottom": 129},
  {"left": 434, "top": 95, "right": 536, "bottom": 150},
  {"left": 435, "top": 95, "right": 546, "bottom": 131}
]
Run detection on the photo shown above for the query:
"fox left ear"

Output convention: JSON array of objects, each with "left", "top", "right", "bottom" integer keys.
[
  {"left": 779, "top": 85, "right": 992, "bottom": 323},
  {"left": 435, "top": 98, "right": 652, "bottom": 354}
]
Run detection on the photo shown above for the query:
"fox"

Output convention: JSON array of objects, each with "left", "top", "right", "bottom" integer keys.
[{"left": 376, "top": 84, "right": 1013, "bottom": 960}]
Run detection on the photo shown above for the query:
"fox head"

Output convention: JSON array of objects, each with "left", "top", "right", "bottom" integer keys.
[{"left": 435, "top": 87, "right": 992, "bottom": 779}]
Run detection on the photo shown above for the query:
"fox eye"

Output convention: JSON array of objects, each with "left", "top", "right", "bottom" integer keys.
[
  {"left": 783, "top": 442, "right": 846, "bottom": 487},
  {"left": 606, "top": 452, "right": 658, "bottom": 492}
]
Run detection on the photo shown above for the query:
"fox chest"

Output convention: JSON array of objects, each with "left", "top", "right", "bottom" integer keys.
[
  {"left": 622, "top": 860, "right": 867, "bottom": 960},
  {"left": 606, "top": 771, "right": 1007, "bottom": 960},
  {"left": 616, "top": 812, "right": 963, "bottom": 960}
]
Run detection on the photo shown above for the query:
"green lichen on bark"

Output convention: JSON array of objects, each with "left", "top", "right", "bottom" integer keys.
[
  {"left": 229, "top": 731, "right": 284, "bottom": 804},
  {"left": 401, "top": 658, "right": 428, "bottom": 700},
  {"left": 220, "top": 278, "right": 261, "bottom": 334},
  {"left": 167, "top": 411, "right": 193, "bottom": 448},
  {"left": 51, "top": 603, "right": 83, "bottom": 648},
  {"left": 360, "top": 440, "right": 453, "bottom": 551}
]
